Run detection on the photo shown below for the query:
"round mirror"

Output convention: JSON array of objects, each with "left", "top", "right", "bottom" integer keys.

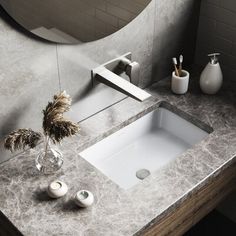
[{"left": 0, "top": 0, "right": 151, "bottom": 44}]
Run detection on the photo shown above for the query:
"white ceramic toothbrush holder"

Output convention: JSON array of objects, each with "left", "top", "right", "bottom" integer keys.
[{"left": 171, "top": 70, "right": 189, "bottom": 94}]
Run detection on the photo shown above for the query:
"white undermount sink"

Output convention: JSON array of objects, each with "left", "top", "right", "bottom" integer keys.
[{"left": 80, "top": 104, "right": 210, "bottom": 189}]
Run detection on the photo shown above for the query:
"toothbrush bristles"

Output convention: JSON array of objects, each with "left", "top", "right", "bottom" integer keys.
[
  {"left": 179, "top": 55, "right": 183, "bottom": 76},
  {"left": 172, "top": 57, "right": 180, "bottom": 77},
  {"left": 172, "top": 57, "right": 177, "bottom": 65}
]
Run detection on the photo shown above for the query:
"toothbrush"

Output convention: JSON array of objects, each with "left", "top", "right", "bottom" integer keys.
[
  {"left": 172, "top": 58, "right": 180, "bottom": 77},
  {"left": 179, "top": 55, "right": 183, "bottom": 76}
]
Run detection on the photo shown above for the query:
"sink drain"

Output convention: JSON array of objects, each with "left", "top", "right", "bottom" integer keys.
[{"left": 136, "top": 169, "right": 151, "bottom": 180}]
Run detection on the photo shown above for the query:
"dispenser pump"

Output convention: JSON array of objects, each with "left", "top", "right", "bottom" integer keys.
[
  {"left": 200, "top": 53, "right": 223, "bottom": 94},
  {"left": 208, "top": 53, "right": 220, "bottom": 64}
]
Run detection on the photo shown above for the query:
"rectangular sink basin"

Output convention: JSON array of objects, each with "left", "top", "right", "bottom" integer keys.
[{"left": 80, "top": 104, "right": 210, "bottom": 189}]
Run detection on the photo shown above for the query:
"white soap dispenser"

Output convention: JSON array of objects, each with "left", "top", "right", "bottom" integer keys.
[{"left": 200, "top": 53, "right": 223, "bottom": 94}]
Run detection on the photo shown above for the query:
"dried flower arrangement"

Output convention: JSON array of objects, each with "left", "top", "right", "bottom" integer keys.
[
  {"left": 4, "top": 91, "right": 79, "bottom": 153},
  {"left": 43, "top": 91, "right": 79, "bottom": 143},
  {"left": 4, "top": 129, "right": 42, "bottom": 152}
]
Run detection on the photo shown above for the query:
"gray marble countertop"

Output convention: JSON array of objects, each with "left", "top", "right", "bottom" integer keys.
[{"left": 1, "top": 77, "right": 236, "bottom": 236}]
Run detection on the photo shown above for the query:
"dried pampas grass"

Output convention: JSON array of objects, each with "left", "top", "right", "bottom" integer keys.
[
  {"left": 4, "top": 91, "right": 79, "bottom": 153},
  {"left": 4, "top": 129, "right": 42, "bottom": 152},
  {"left": 43, "top": 91, "right": 79, "bottom": 143}
]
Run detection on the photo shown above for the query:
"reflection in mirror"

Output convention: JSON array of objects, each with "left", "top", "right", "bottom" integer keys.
[{"left": 0, "top": 0, "right": 151, "bottom": 44}]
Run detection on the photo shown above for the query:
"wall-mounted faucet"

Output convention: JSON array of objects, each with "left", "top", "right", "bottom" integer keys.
[{"left": 91, "top": 53, "right": 151, "bottom": 102}]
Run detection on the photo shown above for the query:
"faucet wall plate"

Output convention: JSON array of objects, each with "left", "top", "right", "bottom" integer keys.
[{"left": 92, "top": 52, "right": 132, "bottom": 86}]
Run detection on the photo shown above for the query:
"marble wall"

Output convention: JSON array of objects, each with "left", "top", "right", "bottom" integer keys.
[
  {"left": 0, "top": 0, "right": 201, "bottom": 163},
  {"left": 153, "top": 0, "right": 201, "bottom": 81}
]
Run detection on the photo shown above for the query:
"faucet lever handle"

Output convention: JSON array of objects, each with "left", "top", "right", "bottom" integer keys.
[{"left": 125, "top": 61, "right": 140, "bottom": 86}]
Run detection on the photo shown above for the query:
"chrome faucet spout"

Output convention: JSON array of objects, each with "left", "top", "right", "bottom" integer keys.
[{"left": 95, "top": 68, "right": 151, "bottom": 102}]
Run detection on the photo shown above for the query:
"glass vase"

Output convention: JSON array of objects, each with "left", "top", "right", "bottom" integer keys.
[{"left": 35, "top": 136, "right": 63, "bottom": 174}]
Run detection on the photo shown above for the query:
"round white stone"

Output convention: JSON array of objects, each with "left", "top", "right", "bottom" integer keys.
[
  {"left": 47, "top": 180, "right": 68, "bottom": 198},
  {"left": 74, "top": 190, "right": 94, "bottom": 208}
]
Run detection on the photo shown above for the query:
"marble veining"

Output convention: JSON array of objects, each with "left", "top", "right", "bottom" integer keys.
[{"left": 0, "top": 77, "right": 236, "bottom": 235}]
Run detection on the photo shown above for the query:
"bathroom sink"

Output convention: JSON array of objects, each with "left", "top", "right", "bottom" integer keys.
[{"left": 80, "top": 103, "right": 211, "bottom": 189}]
